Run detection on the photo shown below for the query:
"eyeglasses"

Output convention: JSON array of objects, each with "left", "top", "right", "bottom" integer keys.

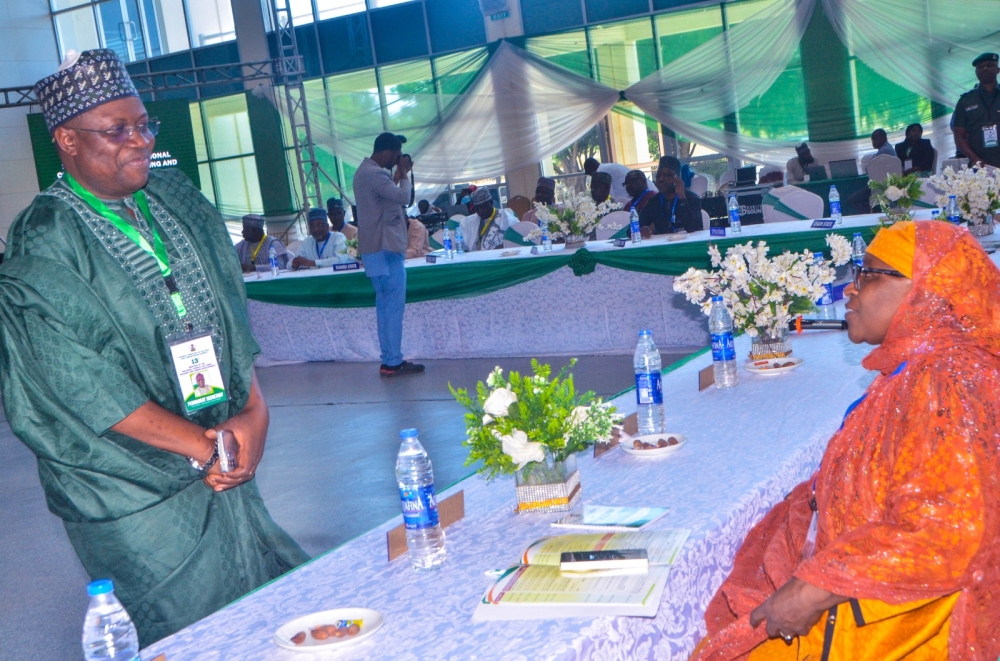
[
  {"left": 852, "top": 263, "right": 907, "bottom": 290},
  {"left": 71, "top": 118, "right": 160, "bottom": 143}
]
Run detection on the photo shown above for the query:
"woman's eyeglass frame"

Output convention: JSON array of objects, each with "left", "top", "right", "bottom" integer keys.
[{"left": 852, "top": 263, "right": 908, "bottom": 290}]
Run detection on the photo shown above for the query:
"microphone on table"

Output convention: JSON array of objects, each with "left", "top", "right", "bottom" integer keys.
[{"left": 788, "top": 316, "right": 848, "bottom": 332}]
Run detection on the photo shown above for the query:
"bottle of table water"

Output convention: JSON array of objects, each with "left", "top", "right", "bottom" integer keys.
[
  {"left": 396, "top": 429, "right": 446, "bottom": 571},
  {"left": 946, "top": 195, "right": 960, "bottom": 225},
  {"left": 629, "top": 208, "right": 642, "bottom": 244},
  {"left": 442, "top": 227, "right": 454, "bottom": 259},
  {"left": 454, "top": 224, "right": 465, "bottom": 254},
  {"left": 633, "top": 330, "right": 664, "bottom": 435},
  {"left": 728, "top": 193, "right": 742, "bottom": 234},
  {"left": 851, "top": 232, "right": 867, "bottom": 267},
  {"left": 813, "top": 255, "right": 837, "bottom": 320},
  {"left": 82, "top": 580, "right": 139, "bottom": 661},
  {"left": 540, "top": 218, "right": 553, "bottom": 251},
  {"left": 268, "top": 246, "right": 279, "bottom": 276},
  {"left": 829, "top": 185, "right": 842, "bottom": 226},
  {"left": 709, "top": 296, "right": 738, "bottom": 389}
]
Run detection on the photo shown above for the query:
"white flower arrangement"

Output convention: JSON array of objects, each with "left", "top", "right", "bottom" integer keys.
[
  {"left": 526, "top": 184, "right": 623, "bottom": 241},
  {"left": 929, "top": 165, "right": 1000, "bottom": 224},
  {"left": 673, "top": 235, "right": 852, "bottom": 338},
  {"left": 451, "top": 360, "right": 619, "bottom": 478},
  {"left": 344, "top": 236, "right": 359, "bottom": 260}
]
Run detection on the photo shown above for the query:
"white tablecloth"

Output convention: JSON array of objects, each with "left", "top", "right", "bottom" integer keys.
[{"left": 144, "top": 316, "right": 876, "bottom": 660}]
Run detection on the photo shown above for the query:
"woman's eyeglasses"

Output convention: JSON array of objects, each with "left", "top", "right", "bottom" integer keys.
[
  {"left": 71, "top": 118, "right": 160, "bottom": 143},
  {"left": 852, "top": 263, "right": 907, "bottom": 290}
]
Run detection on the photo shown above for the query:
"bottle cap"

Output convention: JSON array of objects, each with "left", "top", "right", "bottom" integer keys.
[
  {"left": 87, "top": 579, "right": 114, "bottom": 596},
  {"left": 711, "top": 295, "right": 723, "bottom": 302},
  {"left": 853, "top": 232, "right": 862, "bottom": 237},
  {"left": 399, "top": 428, "right": 419, "bottom": 439},
  {"left": 638, "top": 329, "right": 651, "bottom": 336}
]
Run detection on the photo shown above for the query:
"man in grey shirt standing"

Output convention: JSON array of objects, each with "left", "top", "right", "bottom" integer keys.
[{"left": 353, "top": 132, "right": 424, "bottom": 376}]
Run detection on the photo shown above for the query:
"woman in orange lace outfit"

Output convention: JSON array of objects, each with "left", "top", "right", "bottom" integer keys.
[{"left": 693, "top": 221, "right": 1000, "bottom": 660}]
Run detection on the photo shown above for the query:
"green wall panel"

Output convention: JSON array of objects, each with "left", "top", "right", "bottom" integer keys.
[{"left": 246, "top": 92, "right": 295, "bottom": 216}]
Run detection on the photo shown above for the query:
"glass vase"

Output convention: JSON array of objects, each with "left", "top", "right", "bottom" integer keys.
[
  {"left": 968, "top": 217, "right": 995, "bottom": 237},
  {"left": 563, "top": 234, "right": 588, "bottom": 251},
  {"left": 749, "top": 326, "right": 793, "bottom": 361},
  {"left": 514, "top": 453, "right": 580, "bottom": 513}
]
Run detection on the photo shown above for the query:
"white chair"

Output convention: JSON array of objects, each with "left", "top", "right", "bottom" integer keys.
[
  {"left": 940, "top": 157, "right": 968, "bottom": 173},
  {"left": 865, "top": 153, "right": 903, "bottom": 183},
  {"left": 429, "top": 229, "right": 445, "bottom": 250},
  {"left": 689, "top": 174, "right": 709, "bottom": 197},
  {"left": 286, "top": 240, "right": 302, "bottom": 256},
  {"left": 917, "top": 177, "right": 943, "bottom": 208},
  {"left": 700, "top": 209, "right": 710, "bottom": 229},
  {"left": 762, "top": 186, "right": 824, "bottom": 223},
  {"left": 502, "top": 221, "right": 542, "bottom": 247},
  {"left": 718, "top": 169, "right": 736, "bottom": 193},
  {"left": 595, "top": 211, "right": 631, "bottom": 240}
]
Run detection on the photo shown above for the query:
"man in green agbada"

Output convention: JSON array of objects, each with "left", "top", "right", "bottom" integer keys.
[{"left": 0, "top": 49, "right": 308, "bottom": 645}]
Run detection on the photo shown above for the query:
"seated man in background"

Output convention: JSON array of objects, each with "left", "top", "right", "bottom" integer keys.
[
  {"left": 895, "top": 123, "right": 935, "bottom": 175},
  {"left": 639, "top": 156, "right": 703, "bottom": 236},
  {"left": 590, "top": 172, "right": 613, "bottom": 204},
  {"left": 416, "top": 199, "right": 441, "bottom": 216},
  {"left": 327, "top": 198, "right": 356, "bottom": 240},
  {"left": 235, "top": 213, "right": 289, "bottom": 273},
  {"left": 521, "top": 177, "right": 556, "bottom": 225},
  {"left": 584, "top": 157, "right": 632, "bottom": 204},
  {"left": 458, "top": 188, "right": 518, "bottom": 252},
  {"left": 623, "top": 169, "right": 657, "bottom": 214},
  {"left": 786, "top": 143, "right": 815, "bottom": 184},
  {"left": 291, "top": 208, "right": 351, "bottom": 269},
  {"left": 406, "top": 216, "right": 431, "bottom": 259}
]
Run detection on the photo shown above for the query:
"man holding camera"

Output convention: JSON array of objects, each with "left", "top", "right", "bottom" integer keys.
[{"left": 353, "top": 132, "right": 424, "bottom": 377}]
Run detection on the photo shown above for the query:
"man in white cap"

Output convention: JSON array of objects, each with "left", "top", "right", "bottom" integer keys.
[
  {"left": 234, "top": 213, "right": 289, "bottom": 272},
  {"left": 458, "top": 188, "right": 518, "bottom": 252},
  {"left": 0, "top": 49, "right": 307, "bottom": 644}
]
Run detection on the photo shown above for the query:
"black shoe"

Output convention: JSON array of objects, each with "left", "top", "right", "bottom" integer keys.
[{"left": 380, "top": 361, "right": 425, "bottom": 377}]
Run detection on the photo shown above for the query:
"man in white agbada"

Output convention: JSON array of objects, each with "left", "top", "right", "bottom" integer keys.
[
  {"left": 291, "top": 208, "right": 353, "bottom": 269},
  {"left": 458, "top": 188, "right": 517, "bottom": 252}
]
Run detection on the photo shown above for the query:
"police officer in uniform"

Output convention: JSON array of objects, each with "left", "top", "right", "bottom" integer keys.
[{"left": 953, "top": 52, "right": 1000, "bottom": 167}]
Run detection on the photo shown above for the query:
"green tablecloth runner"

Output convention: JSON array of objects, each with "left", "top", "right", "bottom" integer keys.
[{"left": 245, "top": 222, "right": 877, "bottom": 308}]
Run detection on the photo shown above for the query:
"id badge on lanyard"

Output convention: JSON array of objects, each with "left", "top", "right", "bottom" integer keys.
[
  {"left": 984, "top": 124, "right": 998, "bottom": 149},
  {"left": 168, "top": 330, "right": 229, "bottom": 415}
]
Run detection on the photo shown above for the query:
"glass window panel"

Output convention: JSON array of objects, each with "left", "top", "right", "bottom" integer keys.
[
  {"left": 378, "top": 59, "right": 437, "bottom": 132},
  {"left": 526, "top": 31, "right": 591, "bottom": 78},
  {"left": 433, "top": 48, "right": 488, "bottom": 96},
  {"left": 368, "top": 0, "right": 416, "bottom": 9},
  {"left": 202, "top": 94, "right": 253, "bottom": 160},
  {"left": 325, "top": 68, "right": 384, "bottom": 138},
  {"left": 654, "top": 5, "right": 723, "bottom": 66},
  {"left": 198, "top": 162, "right": 216, "bottom": 206},
  {"left": 547, "top": 124, "right": 602, "bottom": 181},
  {"left": 854, "top": 60, "right": 933, "bottom": 137},
  {"left": 610, "top": 104, "right": 661, "bottom": 167},
  {"left": 588, "top": 18, "right": 655, "bottom": 89},
  {"left": 737, "top": 51, "right": 808, "bottom": 141},
  {"left": 316, "top": 0, "right": 366, "bottom": 20},
  {"left": 142, "top": 0, "right": 190, "bottom": 56},
  {"left": 213, "top": 157, "right": 263, "bottom": 216},
  {"left": 54, "top": 6, "right": 101, "bottom": 59},
  {"left": 189, "top": 102, "right": 209, "bottom": 162},
  {"left": 97, "top": 0, "right": 147, "bottom": 63},
  {"left": 52, "top": 0, "right": 91, "bottom": 10},
  {"left": 289, "top": 0, "right": 315, "bottom": 25},
  {"left": 186, "top": 0, "right": 235, "bottom": 48}
]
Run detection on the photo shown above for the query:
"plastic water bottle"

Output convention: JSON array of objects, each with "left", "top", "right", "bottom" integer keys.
[
  {"left": 82, "top": 580, "right": 139, "bottom": 661},
  {"left": 851, "top": 232, "right": 867, "bottom": 267},
  {"left": 454, "top": 224, "right": 465, "bottom": 255},
  {"left": 540, "top": 218, "right": 553, "bottom": 251},
  {"left": 728, "top": 193, "right": 742, "bottom": 234},
  {"left": 629, "top": 208, "right": 642, "bottom": 244},
  {"left": 708, "top": 296, "right": 738, "bottom": 389},
  {"left": 268, "top": 246, "right": 279, "bottom": 276},
  {"left": 813, "top": 255, "right": 837, "bottom": 320},
  {"left": 442, "top": 227, "right": 454, "bottom": 259},
  {"left": 946, "top": 195, "right": 960, "bottom": 225},
  {"left": 396, "top": 429, "right": 446, "bottom": 571},
  {"left": 633, "top": 330, "right": 664, "bottom": 435},
  {"left": 829, "top": 185, "right": 842, "bottom": 225}
]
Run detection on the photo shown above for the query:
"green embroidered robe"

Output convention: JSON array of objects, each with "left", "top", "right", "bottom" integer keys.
[{"left": 0, "top": 169, "right": 308, "bottom": 645}]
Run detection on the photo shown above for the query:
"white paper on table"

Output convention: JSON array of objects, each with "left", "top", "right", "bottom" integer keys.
[{"left": 550, "top": 505, "right": 669, "bottom": 532}]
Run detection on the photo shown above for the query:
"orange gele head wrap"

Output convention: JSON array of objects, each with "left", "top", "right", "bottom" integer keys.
[{"left": 867, "top": 221, "right": 916, "bottom": 278}]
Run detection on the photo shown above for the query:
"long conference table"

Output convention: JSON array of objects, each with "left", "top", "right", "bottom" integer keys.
[
  {"left": 244, "top": 215, "right": 891, "bottom": 365},
  {"left": 143, "top": 311, "right": 880, "bottom": 660}
]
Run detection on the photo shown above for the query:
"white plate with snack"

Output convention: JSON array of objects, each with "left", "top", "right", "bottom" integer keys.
[
  {"left": 743, "top": 356, "right": 803, "bottom": 376},
  {"left": 620, "top": 433, "right": 687, "bottom": 458},
  {"left": 273, "top": 608, "right": 383, "bottom": 651}
]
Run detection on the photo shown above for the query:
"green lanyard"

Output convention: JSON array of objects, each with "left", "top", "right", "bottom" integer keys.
[{"left": 63, "top": 172, "right": 187, "bottom": 319}]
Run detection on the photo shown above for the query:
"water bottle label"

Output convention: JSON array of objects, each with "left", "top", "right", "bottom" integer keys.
[
  {"left": 818, "top": 283, "right": 834, "bottom": 306},
  {"left": 830, "top": 200, "right": 841, "bottom": 217},
  {"left": 630, "top": 218, "right": 640, "bottom": 232},
  {"left": 729, "top": 209, "right": 741, "bottom": 224},
  {"left": 400, "top": 484, "right": 439, "bottom": 529},
  {"left": 635, "top": 372, "right": 663, "bottom": 405},
  {"left": 711, "top": 332, "right": 736, "bottom": 361},
  {"left": 444, "top": 237, "right": 453, "bottom": 251}
]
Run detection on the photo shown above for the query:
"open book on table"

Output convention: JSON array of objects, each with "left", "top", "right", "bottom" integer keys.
[{"left": 473, "top": 530, "right": 690, "bottom": 621}]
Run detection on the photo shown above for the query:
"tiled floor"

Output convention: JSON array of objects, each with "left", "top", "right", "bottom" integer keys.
[{"left": 0, "top": 353, "right": 686, "bottom": 661}]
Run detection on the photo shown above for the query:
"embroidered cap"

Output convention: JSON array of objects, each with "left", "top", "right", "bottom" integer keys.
[
  {"left": 242, "top": 214, "right": 265, "bottom": 229},
  {"left": 973, "top": 52, "right": 999, "bottom": 67},
  {"left": 470, "top": 188, "right": 493, "bottom": 206},
  {"left": 34, "top": 49, "right": 139, "bottom": 132},
  {"left": 307, "top": 208, "right": 329, "bottom": 223},
  {"left": 536, "top": 177, "right": 556, "bottom": 192}
]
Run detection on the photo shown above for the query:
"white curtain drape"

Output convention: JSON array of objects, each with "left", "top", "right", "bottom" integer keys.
[{"left": 821, "top": 0, "right": 1000, "bottom": 107}]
